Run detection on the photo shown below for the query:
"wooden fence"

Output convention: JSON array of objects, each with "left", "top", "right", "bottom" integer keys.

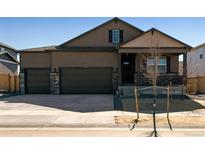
[
  {"left": 0, "top": 73, "right": 19, "bottom": 92},
  {"left": 187, "top": 77, "right": 205, "bottom": 94}
]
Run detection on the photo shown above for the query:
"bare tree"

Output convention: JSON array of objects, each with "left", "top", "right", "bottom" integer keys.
[{"left": 140, "top": 30, "right": 162, "bottom": 137}]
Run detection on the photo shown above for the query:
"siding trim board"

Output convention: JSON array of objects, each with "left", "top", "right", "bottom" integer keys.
[{"left": 0, "top": 51, "right": 19, "bottom": 64}]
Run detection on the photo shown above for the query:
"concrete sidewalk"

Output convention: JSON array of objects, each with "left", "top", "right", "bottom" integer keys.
[
  {"left": 0, "top": 127, "right": 205, "bottom": 137},
  {"left": 0, "top": 110, "right": 204, "bottom": 128},
  {"left": 0, "top": 95, "right": 205, "bottom": 128}
]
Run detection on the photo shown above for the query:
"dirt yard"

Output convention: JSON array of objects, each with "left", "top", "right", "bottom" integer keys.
[
  {"left": 120, "top": 97, "right": 205, "bottom": 113},
  {"left": 115, "top": 115, "right": 205, "bottom": 127},
  {"left": 115, "top": 97, "right": 205, "bottom": 128}
]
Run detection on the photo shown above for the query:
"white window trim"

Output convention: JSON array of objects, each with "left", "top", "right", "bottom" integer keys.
[
  {"left": 147, "top": 57, "right": 167, "bottom": 73},
  {"left": 199, "top": 50, "right": 203, "bottom": 59},
  {"left": 112, "top": 29, "right": 120, "bottom": 44}
]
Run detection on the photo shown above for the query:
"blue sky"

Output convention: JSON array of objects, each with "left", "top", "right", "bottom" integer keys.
[{"left": 0, "top": 17, "right": 205, "bottom": 50}]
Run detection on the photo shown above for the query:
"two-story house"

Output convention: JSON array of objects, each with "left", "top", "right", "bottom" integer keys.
[
  {"left": 0, "top": 42, "right": 18, "bottom": 75},
  {"left": 0, "top": 42, "right": 19, "bottom": 92},
  {"left": 187, "top": 43, "right": 205, "bottom": 94}
]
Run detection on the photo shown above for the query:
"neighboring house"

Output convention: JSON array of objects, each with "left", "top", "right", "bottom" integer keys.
[
  {"left": 187, "top": 43, "right": 205, "bottom": 93},
  {"left": 18, "top": 17, "right": 191, "bottom": 94},
  {"left": 0, "top": 42, "right": 18, "bottom": 75},
  {"left": 0, "top": 42, "right": 19, "bottom": 92}
]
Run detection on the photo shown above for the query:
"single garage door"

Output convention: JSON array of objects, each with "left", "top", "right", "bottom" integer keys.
[
  {"left": 60, "top": 67, "right": 113, "bottom": 94},
  {"left": 25, "top": 68, "right": 50, "bottom": 94}
]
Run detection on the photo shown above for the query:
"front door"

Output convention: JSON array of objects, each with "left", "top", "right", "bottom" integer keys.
[{"left": 121, "top": 53, "right": 135, "bottom": 84}]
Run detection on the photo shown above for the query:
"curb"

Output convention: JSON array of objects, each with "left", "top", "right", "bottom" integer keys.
[{"left": 0, "top": 123, "right": 204, "bottom": 129}]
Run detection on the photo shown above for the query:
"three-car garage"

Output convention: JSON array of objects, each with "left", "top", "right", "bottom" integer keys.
[
  {"left": 25, "top": 67, "right": 113, "bottom": 94},
  {"left": 21, "top": 51, "right": 117, "bottom": 95}
]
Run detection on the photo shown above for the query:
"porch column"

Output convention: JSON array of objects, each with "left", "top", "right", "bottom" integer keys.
[
  {"left": 19, "top": 70, "right": 25, "bottom": 94},
  {"left": 183, "top": 53, "right": 187, "bottom": 85},
  {"left": 118, "top": 53, "right": 122, "bottom": 85}
]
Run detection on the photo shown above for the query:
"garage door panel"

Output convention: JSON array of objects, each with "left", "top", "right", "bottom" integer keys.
[
  {"left": 26, "top": 69, "right": 50, "bottom": 94},
  {"left": 60, "top": 67, "right": 113, "bottom": 94}
]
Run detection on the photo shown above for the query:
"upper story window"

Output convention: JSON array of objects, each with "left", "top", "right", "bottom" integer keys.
[
  {"left": 112, "top": 30, "right": 120, "bottom": 43},
  {"left": 0, "top": 47, "right": 5, "bottom": 51},
  {"left": 109, "top": 29, "right": 123, "bottom": 44},
  {"left": 199, "top": 49, "right": 203, "bottom": 59},
  {"left": 147, "top": 57, "right": 167, "bottom": 73}
]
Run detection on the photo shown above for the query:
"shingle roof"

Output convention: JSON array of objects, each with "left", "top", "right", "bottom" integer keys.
[
  {"left": 193, "top": 43, "right": 205, "bottom": 50},
  {"left": 19, "top": 45, "right": 56, "bottom": 52},
  {"left": 0, "top": 42, "right": 16, "bottom": 51}
]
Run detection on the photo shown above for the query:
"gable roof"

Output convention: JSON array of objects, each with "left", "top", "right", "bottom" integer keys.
[
  {"left": 0, "top": 42, "right": 16, "bottom": 51},
  {"left": 120, "top": 28, "right": 192, "bottom": 48},
  {"left": 57, "top": 17, "right": 144, "bottom": 48},
  {"left": 0, "top": 51, "right": 19, "bottom": 64},
  {"left": 193, "top": 42, "right": 205, "bottom": 50}
]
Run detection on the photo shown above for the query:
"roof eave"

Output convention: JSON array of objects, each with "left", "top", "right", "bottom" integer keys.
[{"left": 120, "top": 28, "right": 192, "bottom": 49}]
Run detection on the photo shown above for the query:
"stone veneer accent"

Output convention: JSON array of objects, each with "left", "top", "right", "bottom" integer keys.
[
  {"left": 134, "top": 73, "right": 183, "bottom": 86},
  {"left": 19, "top": 72, "right": 25, "bottom": 94},
  {"left": 50, "top": 72, "right": 60, "bottom": 94},
  {"left": 112, "top": 72, "right": 119, "bottom": 92}
]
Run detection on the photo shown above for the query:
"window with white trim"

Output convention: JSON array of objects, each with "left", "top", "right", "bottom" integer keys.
[
  {"left": 147, "top": 57, "right": 167, "bottom": 73},
  {"left": 112, "top": 30, "right": 120, "bottom": 44}
]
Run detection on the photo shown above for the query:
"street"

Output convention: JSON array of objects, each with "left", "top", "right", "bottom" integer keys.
[{"left": 0, "top": 127, "right": 204, "bottom": 137}]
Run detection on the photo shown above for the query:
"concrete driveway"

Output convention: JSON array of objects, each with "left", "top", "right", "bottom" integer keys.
[
  {"left": 0, "top": 94, "right": 120, "bottom": 127},
  {"left": 0, "top": 94, "right": 114, "bottom": 112}
]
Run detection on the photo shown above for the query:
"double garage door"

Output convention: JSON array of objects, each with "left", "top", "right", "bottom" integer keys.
[{"left": 25, "top": 67, "right": 113, "bottom": 94}]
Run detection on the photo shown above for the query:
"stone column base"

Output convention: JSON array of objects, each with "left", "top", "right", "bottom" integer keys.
[
  {"left": 19, "top": 73, "right": 25, "bottom": 94},
  {"left": 50, "top": 72, "right": 60, "bottom": 94},
  {"left": 112, "top": 72, "right": 119, "bottom": 93}
]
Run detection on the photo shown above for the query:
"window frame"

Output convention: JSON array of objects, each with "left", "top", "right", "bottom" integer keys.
[
  {"left": 199, "top": 49, "right": 203, "bottom": 59},
  {"left": 147, "top": 57, "right": 167, "bottom": 73},
  {"left": 112, "top": 29, "right": 120, "bottom": 44}
]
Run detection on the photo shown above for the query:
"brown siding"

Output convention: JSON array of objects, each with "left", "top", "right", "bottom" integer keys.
[
  {"left": 135, "top": 53, "right": 143, "bottom": 72},
  {"left": 170, "top": 55, "right": 179, "bottom": 73},
  {"left": 21, "top": 52, "right": 51, "bottom": 68},
  {"left": 52, "top": 51, "right": 118, "bottom": 70},
  {"left": 64, "top": 21, "right": 142, "bottom": 47}
]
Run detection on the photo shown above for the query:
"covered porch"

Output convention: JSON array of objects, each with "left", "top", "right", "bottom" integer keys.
[
  {"left": 118, "top": 52, "right": 186, "bottom": 86},
  {"left": 117, "top": 28, "right": 191, "bottom": 87}
]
